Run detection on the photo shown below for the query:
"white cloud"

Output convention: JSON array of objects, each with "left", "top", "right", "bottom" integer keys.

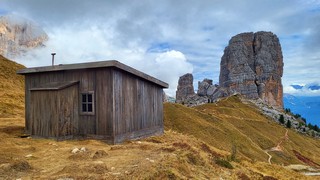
[
  {"left": 2, "top": 0, "right": 320, "bottom": 97},
  {"left": 154, "top": 50, "right": 193, "bottom": 96},
  {"left": 15, "top": 22, "right": 193, "bottom": 97},
  {"left": 284, "top": 83, "right": 320, "bottom": 96}
]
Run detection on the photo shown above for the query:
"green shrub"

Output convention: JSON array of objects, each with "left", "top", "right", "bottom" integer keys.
[
  {"left": 215, "top": 158, "right": 233, "bottom": 169},
  {"left": 286, "top": 120, "right": 291, "bottom": 128},
  {"left": 279, "top": 114, "right": 285, "bottom": 124}
]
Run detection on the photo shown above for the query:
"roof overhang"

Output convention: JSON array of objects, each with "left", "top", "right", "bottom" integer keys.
[{"left": 17, "top": 60, "right": 169, "bottom": 88}]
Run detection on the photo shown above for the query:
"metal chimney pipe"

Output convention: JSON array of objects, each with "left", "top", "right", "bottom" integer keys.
[{"left": 51, "top": 53, "right": 56, "bottom": 66}]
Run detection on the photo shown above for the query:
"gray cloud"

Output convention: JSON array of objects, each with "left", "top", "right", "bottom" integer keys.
[{"left": 1, "top": 0, "right": 320, "bottom": 96}]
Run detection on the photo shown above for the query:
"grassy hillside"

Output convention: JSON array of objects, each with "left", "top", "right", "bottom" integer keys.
[
  {"left": 164, "top": 95, "right": 320, "bottom": 166},
  {"left": 0, "top": 55, "right": 25, "bottom": 117},
  {"left": 0, "top": 57, "right": 319, "bottom": 179}
]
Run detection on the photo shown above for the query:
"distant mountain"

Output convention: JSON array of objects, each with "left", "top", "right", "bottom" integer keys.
[
  {"left": 283, "top": 93, "right": 320, "bottom": 126},
  {"left": 0, "top": 14, "right": 48, "bottom": 58}
]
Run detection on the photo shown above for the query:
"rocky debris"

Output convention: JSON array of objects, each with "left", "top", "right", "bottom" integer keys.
[
  {"left": 242, "top": 96, "right": 320, "bottom": 138},
  {"left": 219, "top": 31, "right": 283, "bottom": 109},
  {"left": 197, "top": 79, "right": 218, "bottom": 97},
  {"left": 71, "top": 148, "right": 80, "bottom": 154},
  {"left": 176, "top": 73, "right": 195, "bottom": 103},
  {"left": 25, "top": 154, "right": 33, "bottom": 158},
  {"left": 183, "top": 94, "right": 208, "bottom": 107},
  {"left": 71, "top": 147, "right": 87, "bottom": 154},
  {"left": 0, "top": 15, "right": 48, "bottom": 58},
  {"left": 146, "top": 158, "right": 155, "bottom": 163}
]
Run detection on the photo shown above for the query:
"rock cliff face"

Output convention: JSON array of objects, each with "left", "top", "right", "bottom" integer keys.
[
  {"left": 175, "top": 73, "right": 195, "bottom": 103},
  {"left": 219, "top": 31, "right": 283, "bottom": 108},
  {"left": 0, "top": 15, "right": 48, "bottom": 58}
]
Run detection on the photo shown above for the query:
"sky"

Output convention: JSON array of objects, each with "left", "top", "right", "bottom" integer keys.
[{"left": 1, "top": 0, "right": 320, "bottom": 97}]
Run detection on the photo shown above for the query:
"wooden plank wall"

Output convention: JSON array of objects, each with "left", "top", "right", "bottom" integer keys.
[
  {"left": 25, "top": 67, "right": 163, "bottom": 142},
  {"left": 25, "top": 68, "right": 114, "bottom": 138},
  {"left": 30, "top": 90, "right": 59, "bottom": 137},
  {"left": 30, "top": 84, "right": 79, "bottom": 138},
  {"left": 113, "top": 68, "right": 164, "bottom": 140},
  {"left": 95, "top": 69, "right": 113, "bottom": 136},
  {"left": 58, "top": 85, "right": 79, "bottom": 137}
]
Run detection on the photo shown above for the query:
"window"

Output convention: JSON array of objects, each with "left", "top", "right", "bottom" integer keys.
[{"left": 81, "top": 92, "right": 94, "bottom": 115}]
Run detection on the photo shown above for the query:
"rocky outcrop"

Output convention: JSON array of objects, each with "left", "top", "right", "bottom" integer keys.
[
  {"left": 176, "top": 75, "right": 217, "bottom": 106},
  {"left": 0, "top": 15, "right": 48, "bottom": 58},
  {"left": 219, "top": 31, "right": 283, "bottom": 108},
  {"left": 197, "top": 79, "right": 218, "bottom": 97},
  {"left": 175, "top": 73, "right": 195, "bottom": 104}
]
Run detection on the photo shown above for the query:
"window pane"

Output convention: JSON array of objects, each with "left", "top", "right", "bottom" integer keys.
[
  {"left": 88, "top": 104, "right": 93, "bottom": 112},
  {"left": 82, "top": 94, "right": 87, "bottom": 103},
  {"left": 88, "top": 94, "right": 92, "bottom": 102},
  {"left": 82, "top": 103, "right": 87, "bottom": 112}
]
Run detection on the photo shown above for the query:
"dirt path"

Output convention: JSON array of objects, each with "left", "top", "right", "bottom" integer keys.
[{"left": 264, "top": 129, "right": 289, "bottom": 164}]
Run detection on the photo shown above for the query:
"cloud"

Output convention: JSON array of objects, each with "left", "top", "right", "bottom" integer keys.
[
  {"left": 1, "top": 0, "right": 320, "bottom": 97},
  {"left": 284, "top": 83, "right": 320, "bottom": 96},
  {"left": 16, "top": 22, "right": 193, "bottom": 97},
  {"left": 153, "top": 50, "right": 193, "bottom": 96}
]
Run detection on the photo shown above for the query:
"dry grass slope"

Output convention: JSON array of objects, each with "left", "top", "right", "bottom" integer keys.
[
  {"left": 0, "top": 57, "right": 319, "bottom": 179},
  {"left": 0, "top": 55, "right": 25, "bottom": 117},
  {"left": 164, "top": 96, "right": 320, "bottom": 166}
]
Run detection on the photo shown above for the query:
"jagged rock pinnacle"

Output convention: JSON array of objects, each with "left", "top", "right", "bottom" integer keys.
[{"left": 219, "top": 31, "right": 283, "bottom": 108}]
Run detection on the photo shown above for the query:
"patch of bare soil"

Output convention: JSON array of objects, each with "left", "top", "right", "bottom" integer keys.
[{"left": 293, "top": 150, "right": 320, "bottom": 168}]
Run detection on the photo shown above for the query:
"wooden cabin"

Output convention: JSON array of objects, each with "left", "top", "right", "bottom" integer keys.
[{"left": 17, "top": 60, "right": 168, "bottom": 144}]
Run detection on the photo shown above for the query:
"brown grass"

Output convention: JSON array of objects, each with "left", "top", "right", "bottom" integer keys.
[
  {"left": 164, "top": 96, "right": 320, "bottom": 167},
  {"left": 0, "top": 55, "right": 25, "bottom": 118},
  {"left": 0, "top": 57, "right": 318, "bottom": 179}
]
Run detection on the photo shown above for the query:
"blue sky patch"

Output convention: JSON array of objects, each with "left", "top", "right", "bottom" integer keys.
[
  {"left": 202, "top": 26, "right": 215, "bottom": 31},
  {"left": 291, "top": 85, "right": 303, "bottom": 89},
  {"left": 0, "top": 9, "right": 8, "bottom": 15},
  {"left": 280, "top": 34, "right": 304, "bottom": 41},
  {"left": 147, "top": 42, "right": 171, "bottom": 53}
]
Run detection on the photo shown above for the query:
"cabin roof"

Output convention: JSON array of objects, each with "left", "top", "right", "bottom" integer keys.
[{"left": 17, "top": 60, "right": 168, "bottom": 88}]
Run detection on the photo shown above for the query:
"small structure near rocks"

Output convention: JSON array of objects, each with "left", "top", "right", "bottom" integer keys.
[{"left": 17, "top": 60, "right": 168, "bottom": 144}]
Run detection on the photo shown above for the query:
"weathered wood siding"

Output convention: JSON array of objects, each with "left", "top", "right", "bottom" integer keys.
[
  {"left": 58, "top": 85, "right": 79, "bottom": 138},
  {"left": 30, "top": 90, "right": 59, "bottom": 137},
  {"left": 30, "top": 84, "right": 79, "bottom": 138},
  {"left": 24, "top": 66, "right": 164, "bottom": 143},
  {"left": 25, "top": 68, "right": 114, "bottom": 138},
  {"left": 113, "top": 69, "right": 163, "bottom": 143},
  {"left": 95, "top": 69, "right": 113, "bottom": 137}
]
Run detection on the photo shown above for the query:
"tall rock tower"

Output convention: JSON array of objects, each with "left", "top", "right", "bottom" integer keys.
[
  {"left": 219, "top": 31, "right": 283, "bottom": 108},
  {"left": 175, "top": 73, "right": 195, "bottom": 103}
]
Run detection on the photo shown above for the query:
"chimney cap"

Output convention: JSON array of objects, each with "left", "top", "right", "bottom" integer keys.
[{"left": 51, "top": 52, "right": 56, "bottom": 55}]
